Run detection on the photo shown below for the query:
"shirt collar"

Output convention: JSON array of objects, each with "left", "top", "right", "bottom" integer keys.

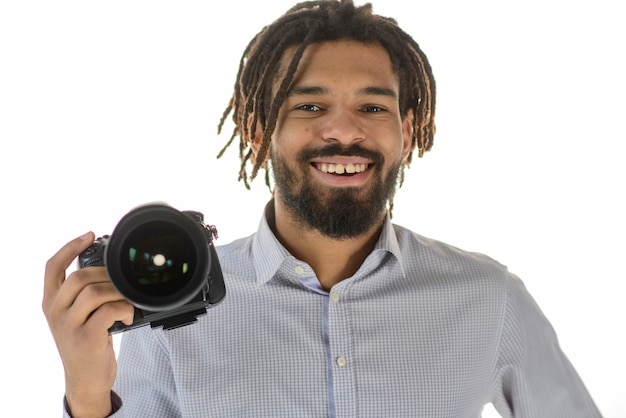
[
  {"left": 375, "top": 211, "right": 406, "bottom": 277},
  {"left": 252, "top": 200, "right": 291, "bottom": 285},
  {"left": 252, "top": 200, "right": 407, "bottom": 285}
]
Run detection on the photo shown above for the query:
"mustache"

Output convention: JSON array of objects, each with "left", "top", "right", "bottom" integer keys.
[{"left": 297, "top": 143, "right": 384, "bottom": 165}]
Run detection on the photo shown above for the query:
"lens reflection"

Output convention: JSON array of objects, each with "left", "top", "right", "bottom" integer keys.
[{"left": 120, "top": 221, "right": 197, "bottom": 298}]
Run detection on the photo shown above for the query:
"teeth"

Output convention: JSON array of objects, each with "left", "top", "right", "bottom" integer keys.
[{"left": 317, "top": 163, "right": 367, "bottom": 174}]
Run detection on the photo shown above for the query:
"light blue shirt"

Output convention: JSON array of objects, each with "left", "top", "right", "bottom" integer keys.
[{"left": 71, "top": 202, "right": 600, "bottom": 417}]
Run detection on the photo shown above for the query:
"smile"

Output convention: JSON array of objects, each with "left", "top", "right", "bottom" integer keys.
[{"left": 313, "top": 162, "right": 369, "bottom": 175}]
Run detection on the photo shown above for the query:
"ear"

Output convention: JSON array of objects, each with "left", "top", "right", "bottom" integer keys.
[
  {"left": 248, "top": 115, "right": 266, "bottom": 166},
  {"left": 250, "top": 130, "right": 263, "bottom": 160},
  {"left": 401, "top": 109, "right": 414, "bottom": 162}
]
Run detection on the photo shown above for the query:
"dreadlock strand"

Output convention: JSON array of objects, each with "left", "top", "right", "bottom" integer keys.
[
  {"left": 264, "top": 167, "right": 272, "bottom": 191},
  {"left": 237, "top": 17, "right": 318, "bottom": 182},
  {"left": 216, "top": 129, "right": 237, "bottom": 160},
  {"left": 237, "top": 148, "right": 254, "bottom": 189},
  {"left": 250, "top": 36, "right": 314, "bottom": 181},
  {"left": 246, "top": 16, "right": 324, "bottom": 180}
]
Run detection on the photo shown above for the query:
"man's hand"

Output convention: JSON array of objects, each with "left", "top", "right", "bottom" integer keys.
[{"left": 42, "top": 232, "right": 134, "bottom": 417}]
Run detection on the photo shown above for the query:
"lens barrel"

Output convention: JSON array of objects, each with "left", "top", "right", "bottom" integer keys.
[{"left": 104, "top": 204, "right": 211, "bottom": 312}]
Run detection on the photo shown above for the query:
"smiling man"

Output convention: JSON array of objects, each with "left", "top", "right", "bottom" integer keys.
[
  {"left": 44, "top": 1, "right": 601, "bottom": 417},
  {"left": 266, "top": 40, "right": 414, "bottom": 289}
]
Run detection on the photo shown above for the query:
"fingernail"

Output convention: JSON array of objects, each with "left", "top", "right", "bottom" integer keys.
[{"left": 80, "top": 232, "right": 92, "bottom": 240}]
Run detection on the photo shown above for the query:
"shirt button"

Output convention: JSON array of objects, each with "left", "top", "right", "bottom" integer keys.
[
  {"left": 294, "top": 265, "right": 305, "bottom": 275},
  {"left": 336, "top": 356, "right": 347, "bottom": 367},
  {"left": 330, "top": 292, "right": 340, "bottom": 303}
]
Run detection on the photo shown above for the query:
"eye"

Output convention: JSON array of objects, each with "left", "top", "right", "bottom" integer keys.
[
  {"left": 362, "top": 105, "right": 387, "bottom": 113},
  {"left": 296, "top": 104, "right": 322, "bottom": 112}
]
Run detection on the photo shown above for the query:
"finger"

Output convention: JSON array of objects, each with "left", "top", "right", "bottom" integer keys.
[
  {"left": 86, "top": 300, "right": 136, "bottom": 332},
  {"left": 43, "top": 232, "right": 95, "bottom": 302},
  {"left": 69, "top": 281, "right": 128, "bottom": 328},
  {"left": 53, "top": 267, "right": 111, "bottom": 313}
]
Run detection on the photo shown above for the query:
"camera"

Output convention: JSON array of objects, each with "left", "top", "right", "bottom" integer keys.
[{"left": 78, "top": 203, "right": 226, "bottom": 334}]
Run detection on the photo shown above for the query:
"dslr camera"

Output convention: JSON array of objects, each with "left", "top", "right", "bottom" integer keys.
[{"left": 78, "top": 203, "right": 226, "bottom": 334}]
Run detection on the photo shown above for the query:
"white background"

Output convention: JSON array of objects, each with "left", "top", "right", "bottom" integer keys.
[{"left": 1, "top": 1, "right": 624, "bottom": 416}]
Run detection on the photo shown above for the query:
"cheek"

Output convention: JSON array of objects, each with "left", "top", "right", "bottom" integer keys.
[
  {"left": 272, "top": 124, "right": 316, "bottom": 156},
  {"left": 381, "top": 134, "right": 408, "bottom": 163},
  {"left": 269, "top": 135, "right": 301, "bottom": 171}
]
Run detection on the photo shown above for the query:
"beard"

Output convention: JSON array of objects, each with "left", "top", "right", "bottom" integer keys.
[{"left": 270, "top": 143, "right": 402, "bottom": 239}]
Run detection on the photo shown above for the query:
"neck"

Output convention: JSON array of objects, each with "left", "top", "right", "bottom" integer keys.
[{"left": 270, "top": 197, "right": 385, "bottom": 291}]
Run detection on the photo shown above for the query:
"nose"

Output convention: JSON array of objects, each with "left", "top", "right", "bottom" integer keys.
[{"left": 320, "top": 109, "right": 365, "bottom": 145}]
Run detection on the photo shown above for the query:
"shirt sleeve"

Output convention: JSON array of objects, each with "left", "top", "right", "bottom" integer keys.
[
  {"left": 110, "top": 326, "right": 181, "bottom": 417},
  {"left": 491, "top": 273, "right": 602, "bottom": 417}
]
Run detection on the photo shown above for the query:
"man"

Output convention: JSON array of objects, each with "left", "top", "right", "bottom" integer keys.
[{"left": 43, "top": 1, "right": 601, "bottom": 416}]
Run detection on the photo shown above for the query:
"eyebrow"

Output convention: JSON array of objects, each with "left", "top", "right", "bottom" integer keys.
[{"left": 288, "top": 85, "right": 398, "bottom": 99}]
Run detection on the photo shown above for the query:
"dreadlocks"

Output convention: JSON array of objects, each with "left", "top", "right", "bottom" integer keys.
[{"left": 217, "top": 0, "right": 436, "bottom": 191}]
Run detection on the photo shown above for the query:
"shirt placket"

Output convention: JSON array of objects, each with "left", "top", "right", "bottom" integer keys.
[{"left": 327, "top": 286, "right": 357, "bottom": 417}]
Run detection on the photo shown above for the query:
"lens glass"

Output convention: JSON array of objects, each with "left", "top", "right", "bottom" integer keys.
[{"left": 119, "top": 221, "right": 197, "bottom": 298}]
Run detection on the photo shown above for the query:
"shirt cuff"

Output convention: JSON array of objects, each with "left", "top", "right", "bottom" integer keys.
[{"left": 63, "top": 391, "right": 122, "bottom": 417}]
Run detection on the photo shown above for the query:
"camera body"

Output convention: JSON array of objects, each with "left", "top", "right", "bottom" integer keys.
[{"left": 78, "top": 203, "right": 226, "bottom": 334}]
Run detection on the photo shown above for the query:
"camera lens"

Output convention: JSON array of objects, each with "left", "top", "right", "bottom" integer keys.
[
  {"left": 104, "top": 204, "right": 210, "bottom": 311},
  {"left": 120, "top": 221, "right": 197, "bottom": 297}
]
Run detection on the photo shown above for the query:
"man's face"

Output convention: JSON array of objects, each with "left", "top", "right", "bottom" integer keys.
[{"left": 265, "top": 40, "right": 413, "bottom": 239}]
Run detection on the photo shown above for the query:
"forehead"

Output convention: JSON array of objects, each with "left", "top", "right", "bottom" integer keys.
[{"left": 276, "top": 40, "right": 398, "bottom": 93}]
